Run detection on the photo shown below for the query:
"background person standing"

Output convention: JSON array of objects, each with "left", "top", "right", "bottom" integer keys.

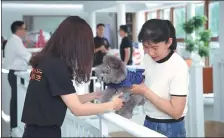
[
  {"left": 118, "top": 25, "right": 133, "bottom": 65},
  {"left": 93, "top": 23, "right": 110, "bottom": 67},
  {"left": 90, "top": 23, "right": 110, "bottom": 93},
  {"left": 4, "top": 21, "right": 31, "bottom": 134}
]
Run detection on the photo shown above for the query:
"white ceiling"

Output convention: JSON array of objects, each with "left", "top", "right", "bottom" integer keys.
[{"left": 2, "top": 1, "right": 198, "bottom": 13}]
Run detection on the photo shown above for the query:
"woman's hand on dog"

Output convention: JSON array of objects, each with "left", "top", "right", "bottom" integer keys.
[
  {"left": 130, "top": 83, "right": 149, "bottom": 95},
  {"left": 111, "top": 92, "right": 124, "bottom": 110}
]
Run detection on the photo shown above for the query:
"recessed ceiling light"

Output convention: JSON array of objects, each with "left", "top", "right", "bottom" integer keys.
[
  {"left": 145, "top": 3, "right": 161, "bottom": 7},
  {"left": 2, "top": 3, "right": 83, "bottom": 9}
]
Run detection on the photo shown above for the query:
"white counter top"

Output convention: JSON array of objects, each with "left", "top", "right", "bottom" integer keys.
[{"left": 27, "top": 48, "right": 42, "bottom": 53}]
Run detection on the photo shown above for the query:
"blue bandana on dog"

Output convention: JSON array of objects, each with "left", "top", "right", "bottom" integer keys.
[{"left": 105, "top": 68, "right": 145, "bottom": 88}]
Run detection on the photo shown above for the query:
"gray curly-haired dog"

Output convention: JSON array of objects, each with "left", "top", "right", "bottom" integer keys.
[{"left": 94, "top": 55, "right": 145, "bottom": 119}]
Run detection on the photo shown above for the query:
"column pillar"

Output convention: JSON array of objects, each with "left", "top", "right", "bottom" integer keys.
[
  {"left": 135, "top": 11, "right": 145, "bottom": 40},
  {"left": 89, "top": 12, "right": 96, "bottom": 37},
  {"left": 213, "top": 1, "right": 224, "bottom": 122},
  {"left": 135, "top": 11, "right": 145, "bottom": 61},
  {"left": 185, "top": 3, "right": 205, "bottom": 137},
  {"left": 116, "top": 4, "right": 126, "bottom": 48}
]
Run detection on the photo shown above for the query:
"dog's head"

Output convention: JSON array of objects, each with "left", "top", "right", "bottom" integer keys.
[{"left": 94, "top": 55, "right": 127, "bottom": 84}]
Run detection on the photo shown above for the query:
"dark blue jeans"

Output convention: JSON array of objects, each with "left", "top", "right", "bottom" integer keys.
[{"left": 144, "top": 119, "right": 186, "bottom": 138}]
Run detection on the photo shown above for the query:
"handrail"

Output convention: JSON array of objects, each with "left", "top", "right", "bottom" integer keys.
[{"left": 99, "top": 112, "right": 166, "bottom": 137}]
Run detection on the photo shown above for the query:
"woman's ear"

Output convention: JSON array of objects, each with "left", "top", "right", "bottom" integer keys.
[{"left": 167, "top": 38, "right": 173, "bottom": 49}]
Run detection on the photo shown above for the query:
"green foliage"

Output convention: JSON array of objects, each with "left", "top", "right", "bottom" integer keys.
[
  {"left": 185, "top": 40, "right": 195, "bottom": 52},
  {"left": 199, "top": 30, "right": 212, "bottom": 42},
  {"left": 183, "top": 21, "right": 194, "bottom": 34},
  {"left": 182, "top": 15, "right": 211, "bottom": 58},
  {"left": 192, "top": 16, "right": 207, "bottom": 30},
  {"left": 198, "top": 46, "right": 209, "bottom": 57},
  {"left": 182, "top": 16, "right": 207, "bottom": 34}
]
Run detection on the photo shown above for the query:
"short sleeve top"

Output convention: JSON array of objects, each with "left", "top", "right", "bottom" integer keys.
[{"left": 21, "top": 55, "right": 76, "bottom": 127}]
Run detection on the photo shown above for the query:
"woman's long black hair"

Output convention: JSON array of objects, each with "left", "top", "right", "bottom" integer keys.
[{"left": 29, "top": 16, "right": 95, "bottom": 83}]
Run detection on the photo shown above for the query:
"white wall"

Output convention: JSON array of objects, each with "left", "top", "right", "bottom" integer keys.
[
  {"left": 2, "top": 9, "right": 118, "bottom": 48},
  {"left": 2, "top": 5, "right": 118, "bottom": 49},
  {"left": 2, "top": 10, "right": 23, "bottom": 39},
  {"left": 32, "top": 14, "right": 90, "bottom": 33},
  {"left": 2, "top": 8, "right": 88, "bottom": 39},
  {"left": 32, "top": 16, "right": 67, "bottom": 33},
  {"left": 31, "top": 13, "right": 118, "bottom": 48}
]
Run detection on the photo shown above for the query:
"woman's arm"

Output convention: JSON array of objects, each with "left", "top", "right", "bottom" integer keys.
[
  {"left": 144, "top": 89, "right": 186, "bottom": 120},
  {"left": 77, "top": 92, "right": 101, "bottom": 104},
  {"left": 61, "top": 93, "right": 123, "bottom": 116},
  {"left": 94, "top": 45, "right": 107, "bottom": 53},
  {"left": 94, "top": 47, "right": 102, "bottom": 53},
  {"left": 124, "top": 47, "right": 131, "bottom": 65}
]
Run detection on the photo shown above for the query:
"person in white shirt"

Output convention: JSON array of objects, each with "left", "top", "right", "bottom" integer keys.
[
  {"left": 131, "top": 19, "right": 189, "bottom": 138},
  {"left": 4, "top": 21, "right": 31, "bottom": 132}
]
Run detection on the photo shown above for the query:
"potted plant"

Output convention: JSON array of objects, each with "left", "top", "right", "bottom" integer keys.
[{"left": 182, "top": 16, "right": 212, "bottom": 67}]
